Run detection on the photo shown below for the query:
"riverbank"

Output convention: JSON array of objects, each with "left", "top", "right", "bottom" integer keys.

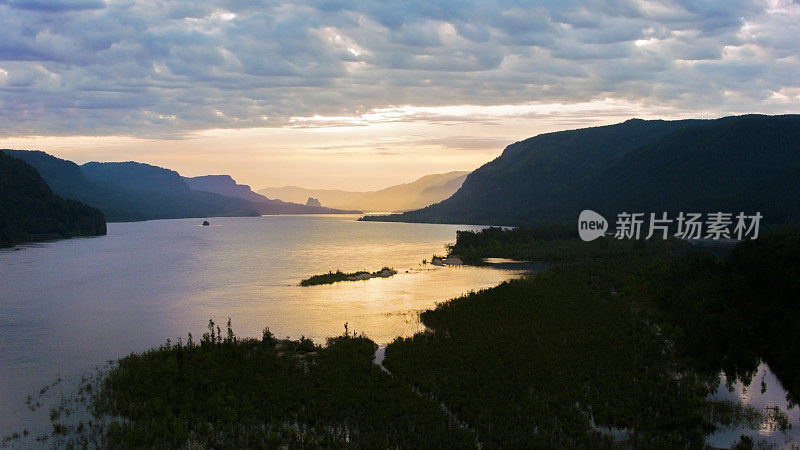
[{"left": 445, "top": 224, "right": 686, "bottom": 263}]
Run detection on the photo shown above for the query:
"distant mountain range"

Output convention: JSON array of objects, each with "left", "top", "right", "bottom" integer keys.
[
  {"left": 1, "top": 151, "right": 106, "bottom": 247},
  {"left": 364, "top": 114, "right": 800, "bottom": 226},
  {"left": 2, "top": 150, "right": 359, "bottom": 222},
  {"left": 184, "top": 175, "right": 269, "bottom": 203},
  {"left": 259, "top": 171, "right": 469, "bottom": 213}
]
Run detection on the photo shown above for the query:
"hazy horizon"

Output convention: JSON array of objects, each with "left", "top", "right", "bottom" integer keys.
[{"left": 0, "top": 112, "right": 745, "bottom": 192}]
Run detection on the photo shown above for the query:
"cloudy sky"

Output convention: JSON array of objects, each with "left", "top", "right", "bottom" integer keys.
[{"left": 1, "top": 0, "right": 799, "bottom": 190}]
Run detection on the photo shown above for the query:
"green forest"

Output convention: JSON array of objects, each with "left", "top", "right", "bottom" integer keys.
[{"left": 0, "top": 151, "right": 106, "bottom": 248}]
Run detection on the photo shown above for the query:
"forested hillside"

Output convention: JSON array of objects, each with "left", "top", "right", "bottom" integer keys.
[
  {"left": 0, "top": 151, "right": 106, "bottom": 247},
  {"left": 365, "top": 115, "right": 800, "bottom": 226},
  {"left": 3, "top": 150, "right": 357, "bottom": 222}
]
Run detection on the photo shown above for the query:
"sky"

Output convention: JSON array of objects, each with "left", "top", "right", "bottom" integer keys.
[{"left": 1, "top": 0, "right": 799, "bottom": 191}]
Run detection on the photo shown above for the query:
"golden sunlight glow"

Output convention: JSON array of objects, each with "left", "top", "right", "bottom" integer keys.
[{"left": 0, "top": 99, "right": 710, "bottom": 191}]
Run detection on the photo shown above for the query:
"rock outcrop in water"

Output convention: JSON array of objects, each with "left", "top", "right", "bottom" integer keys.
[
  {"left": 346, "top": 268, "right": 397, "bottom": 280},
  {"left": 431, "top": 257, "right": 463, "bottom": 266}
]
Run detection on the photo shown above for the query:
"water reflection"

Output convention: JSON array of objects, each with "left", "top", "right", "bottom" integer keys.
[
  {"left": 0, "top": 215, "right": 525, "bottom": 436},
  {"left": 707, "top": 361, "right": 799, "bottom": 447}
]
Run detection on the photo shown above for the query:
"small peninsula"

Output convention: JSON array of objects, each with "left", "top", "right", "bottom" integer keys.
[{"left": 300, "top": 267, "right": 397, "bottom": 286}]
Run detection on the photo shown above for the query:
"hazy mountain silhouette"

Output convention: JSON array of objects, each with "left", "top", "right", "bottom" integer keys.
[
  {"left": 184, "top": 175, "right": 268, "bottom": 203},
  {"left": 260, "top": 171, "right": 469, "bottom": 212},
  {"left": 3, "top": 150, "right": 359, "bottom": 222},
  {"left": 182, "top": 174, "right": 360, "bottom": 214}
]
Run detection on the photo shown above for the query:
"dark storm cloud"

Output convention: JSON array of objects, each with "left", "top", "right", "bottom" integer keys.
[{"left": 0, "top": 0, "right": 798, "bottom": 136}]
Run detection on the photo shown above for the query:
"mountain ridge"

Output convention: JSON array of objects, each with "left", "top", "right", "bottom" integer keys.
[
  {"left": 363, "top": 114, "right": 800, "bottom": 226},
  {"left": 2, "top": 150, "right": 360, "bottom": 222},
  {"left": 184, "top": 175, "right": 268, "bottom": 203}
]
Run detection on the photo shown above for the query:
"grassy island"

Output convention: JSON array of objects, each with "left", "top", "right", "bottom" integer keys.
[{"left": 299, "top": 267, "right": 397, "bottom": 286}]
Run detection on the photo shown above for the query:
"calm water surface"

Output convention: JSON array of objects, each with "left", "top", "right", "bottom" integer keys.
[
  {"left": 707, "top": 362, "right": 800, "bottom": 447},
  {"left": 0, "top": 215, "right": 525, "bottom": 436}
]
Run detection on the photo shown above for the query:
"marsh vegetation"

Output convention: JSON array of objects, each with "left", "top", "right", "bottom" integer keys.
[
  {"left": 49, "top": 320, "right": 475, "bottom": 448},
  {"left": 384, "top": 259, "right": 793, "bottom": 447}
]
